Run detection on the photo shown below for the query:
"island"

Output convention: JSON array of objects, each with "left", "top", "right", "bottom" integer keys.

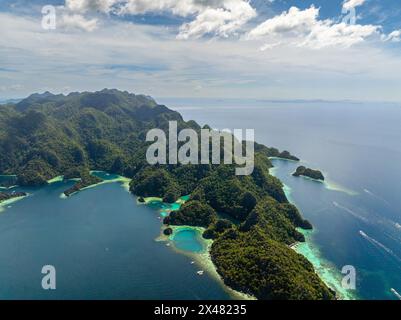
[
  {"left": 0, "top": 89, "right": 335, "bottom": 300},
  {"left": 0, "top": 191, "right": 27, "bottom": 203},
  {"left": 293, "top": 166, "right": 325, "bottom": 181}
]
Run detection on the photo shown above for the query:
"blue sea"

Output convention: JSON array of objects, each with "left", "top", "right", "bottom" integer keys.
[
  {"left": 0, "top": 176, "right": 230, "bottom": 299},
  {"left": 167, "top": 99, "right": 401, "bottom": 300},
  {"left": 1, "top": 99, "right": 401, "bottom": 300}
]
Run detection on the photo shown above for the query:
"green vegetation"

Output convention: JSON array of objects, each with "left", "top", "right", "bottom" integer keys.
[
  {"left": 211, "top": 228, "right": 335, "bottom": 300},
  {"left": 164, "top": 200, "right": 217, "bottom": 228},
  {"left": 203, "top": 219, "right": 234, "bottom": 239},
  {"left": 293, "top": 166, "right": 325, "bottom": 181},
  {"left": 0, "top": 89, "right": 333, "bottom": 300}
]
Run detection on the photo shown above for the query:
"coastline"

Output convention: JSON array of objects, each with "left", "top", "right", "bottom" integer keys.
[
  {"left": 0, "top": 194, "right": 29, "bottom": 213},
  {"left": 147, "top": 197, "right": 255, "bottom": 300},
  {"left": 270, "top": 162, "right": 357, "bottom": 300},
  {"left": 59, "top": 171, "right": 131, "bottom": 198},
  {"left": 268, "top": 156, "right": 299, "bottom": 163},
  {"left": 47, "top": 176, "right": 64, "bottom": 184},
  {"left": 0, "top": 174, "right": 18, "bottom": 191},
  {"left": 270, "top": 158, "right": 358, "bottom": 196},
  {"left": 293, "top": 229, "right": 358, "bottom": 300},
  {"left": 166, "top": 226, "right": 254, "bottom": 300}
]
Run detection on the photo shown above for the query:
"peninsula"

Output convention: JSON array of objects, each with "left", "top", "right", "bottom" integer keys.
[{"left": 0, "top": 191, "right": 27, "bottom": 204}]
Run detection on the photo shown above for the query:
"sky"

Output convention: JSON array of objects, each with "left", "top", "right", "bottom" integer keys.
[{"left": 0, "top": 0, "right": 401, "bottom": 102}]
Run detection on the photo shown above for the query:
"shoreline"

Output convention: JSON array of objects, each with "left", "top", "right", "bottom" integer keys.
[
  {"left": 0, "top": 194, "right": 29, "bottom": 213},
  {"left": 159, "top": 225, "right": 255, "bottom": 300},
  {"left": 147, "top": 197, "right": 254, "bottom": 300},
  {"left": 268, "top": 156, "right": 300, "bottom": 163},
  {"left": 270, "top": 162, "right": 358, "bottom": 300},
  {"left": 292, "top": 229, "right": 358, "bottom": 300},
  {"left": 270, "top": 158, "right": 358, "bottom": 196},
  {"left": 59, "top": 171, "right": 131, "bottom": 198},
  {"left": 0, "top": 174, "right": 18, "bottom": 191}
]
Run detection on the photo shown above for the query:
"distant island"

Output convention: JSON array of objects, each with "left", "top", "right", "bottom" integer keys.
[
  {"left": 293, "top": 166, "right": 325, "bottom": 181},
  {"left": 0, "top": 89, "right": 334, "bottom": 300}
]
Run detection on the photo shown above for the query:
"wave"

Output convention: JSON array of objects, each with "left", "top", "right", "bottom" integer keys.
[
  {"left": 391, "top": 288, "right": 401, "bottom": 300},
  {"left": 333, "top": 202, "right": 369, "bottom": 223},
  {"left": 359, "top": 230, "right": 401, "bottom": 263}
]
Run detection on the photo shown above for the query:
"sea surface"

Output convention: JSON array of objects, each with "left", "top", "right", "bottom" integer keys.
[
  {"left": 1, "top": 99, "right": 401, "bottom": 300},
  {"left": 0, "top": 175, "right": 230, "bottom": 299},
  {"left": 165, "top": 99, "right": 401, "bottom": 300}
]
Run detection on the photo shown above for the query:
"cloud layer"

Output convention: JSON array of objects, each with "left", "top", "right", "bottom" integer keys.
[
  {"left": 248, "top": 6, "right": 378, "bottom": 49},
  {"left": 62, "top": 0, "right": 257, "bottom": 38},
  {"left": 1, "top": 0, "right": 401, "bottom": 102}
]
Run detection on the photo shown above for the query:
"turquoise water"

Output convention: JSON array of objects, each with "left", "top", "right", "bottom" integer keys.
[
  {"left": 146, "top": 200, "right": 182, "bottom": 218},
  {"left": 172, "top": 229, "right": 205, "bottom": 253},
  {"left": 172, "top": 100, "right": 401, "bottom": 300},
  {"left": 0, "top": 178, "right": 230, "bottom": 299}
]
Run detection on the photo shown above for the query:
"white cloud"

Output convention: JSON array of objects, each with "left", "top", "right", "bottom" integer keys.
[
  {"left": 343, "top": 0, "right": 366, "bottom": 10},
  {"left": 248, "top": 6, "right": 319, "bottom": 38},
  {"left": 61, "top": 0, "right": 256, "bottom": 39},
  {"left": 177, "top": 0, "right": 256, "bottom": 39},
  {"left": 301, "top": 22, "right": 378, "bottom": 49},
  {"left": 60, "top": 14, "right": 98, "bottom": 31},
  {"left": 65, "top": 0, "right": 116, "bottom": 13},
  {"left": 2, "top": 11, "right": 401, "bottom": 102},
  {"left": 116, "top": 0, "right": 199, "bottom": 16},
  {"left": 382, "top": 30, "right": 401, "bottom": 42},
  {"left": 247, "top": 6, "right": 378, "bottom": 49}
]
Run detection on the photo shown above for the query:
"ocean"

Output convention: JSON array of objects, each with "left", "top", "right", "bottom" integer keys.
[
  {"left": 167, "top": 99, "right": 401, "bottom": 300},
  {"left": 0, "top": 175, "right": 230, "bottom": 299},
  {"left": 1, "top": 99, "right": 400, "bottom": 300}
]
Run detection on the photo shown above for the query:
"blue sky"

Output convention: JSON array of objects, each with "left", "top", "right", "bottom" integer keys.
[{"left": 1, "top": 0, "right": 401, "bottom": 102}]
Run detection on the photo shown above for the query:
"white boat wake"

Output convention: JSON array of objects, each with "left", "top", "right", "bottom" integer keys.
[
  {"left": 363, "top": 189, "right": 391, "bottom": 207},
  {"left": 359, "top": 230, "right": 401, "bottom": 263},
  {"left": 333, "top": 202, "right": 369, "bottom": 223},
  {"left": 391, "top": 288, "right": 401, "bottom": 300}
]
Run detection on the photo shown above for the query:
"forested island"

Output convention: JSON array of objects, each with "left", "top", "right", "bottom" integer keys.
[
  {"left": 293, "top": 166, "right": 325, "bottom": 181},
  {"left": 0, "top": 89, "right": 334, "bottom": 300}
]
